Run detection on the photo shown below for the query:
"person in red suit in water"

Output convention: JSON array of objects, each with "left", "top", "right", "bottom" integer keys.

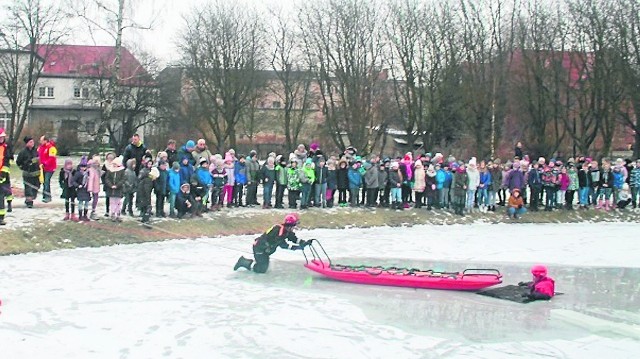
[
  {"left": 519, "top": 265, "right": 555, "bottom": 301},
  {"left": 234, "top": 213, "right": 311, "bottom": 273}
]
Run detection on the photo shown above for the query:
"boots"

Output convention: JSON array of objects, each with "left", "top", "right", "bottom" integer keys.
[
  {"left": 63, "top": 213, "right": 70, "bottom": 221},
  {"left": 596, "top": 199, "right": 604, "bottom": 210},
  {"left": 70, "top": 213, "right": 79, "bottom": 222},
  {"left": 6, "top": 201, "right": 12, "bottom": 212},
  {"left": 90, "top": 211, "right": 99, "bottom": 220},
  {"left": 234, "top": 256, "right": 254, "bottom": 271},
  {"left": 0, "top": 215, "right": 5, "bottom": 225},
  {"left": 604, "top": 200, "right": 611, "bottom": 212}
]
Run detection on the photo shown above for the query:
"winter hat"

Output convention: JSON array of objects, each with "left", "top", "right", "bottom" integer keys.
[
  {"left": 23, "top": 136, "right": 33, "bottom": 144},
  {"left": 616, "top": 158, "right": 624, "bottom": 166},
  {"left": 186, "top": 140, "right": 195, "bottom": 149},
  {"left": 180, "top": 183, "right": 190, "bottom": 190},
  {"left": 79, "top": 156, "right": 89, "bottom": 167},
  {"left": 0, "top": 128, "right": 6, "bottom": 137},
  {"left": 538, "top": 157, "right": 546, "bottom": 165},
  {"left": 199, "top": 157, "right": 208, "bottom": 165},
  {"left": 112, "top": 156, "right": 123, "bottom": 168},
  {"left": 305, "top": 158, "right": 313, "bottom": 165},
  {"left": 310, "top": 142, "right": 319, "bottom": 151},
  {"left": 150, "top": 167, "right": 160, "bottom": 180},
  {"left": 390, "top": 161, "right": 399, "bottom": 169},
  {"left": 451, "top": 162, "right": 459, "bottom": 170},
  {"left": 158, "top": 160, "right": 167, "bottom": 167},
  {"left": 414, "top": 160, "right": 423, "bottom": 168},
  {"left": 89, "top": 155, "right": 100, "bottom": 167},
  {"left": 468, "top": 157, "right": 477, "bottom": 167},
  {"left": 64, "top": 159, "right": 73, "bottom": 168},
  {"left": 172, "top": 162, "right": 180, "bottom": 170}
]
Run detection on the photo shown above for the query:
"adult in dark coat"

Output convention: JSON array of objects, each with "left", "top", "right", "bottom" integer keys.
[
  {"left": 15, "top": 136, "right": 40, "bottom": 207},
  {"left": 165, "top": 139, "right": 179, "bottom": 168},
  {"left": 122, "top": 134, "right": 147, "bottom": 175}
]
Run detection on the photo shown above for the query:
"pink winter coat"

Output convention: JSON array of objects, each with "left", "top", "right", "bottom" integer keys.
[
  {"left": 558, "top": 173, "right": 570, "bottom": 191},
  {"left": 532, "top": 276, "right": 555, "bottom": 298},
  {"left": 87, "top": 166, "right": 102, "bottom": 193}
]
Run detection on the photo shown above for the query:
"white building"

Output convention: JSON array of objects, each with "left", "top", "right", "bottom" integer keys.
[{"left": 28, "top": 44, "right": 153, "bottom": 150}]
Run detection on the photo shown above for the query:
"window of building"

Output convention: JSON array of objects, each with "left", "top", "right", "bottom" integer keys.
[
  {"left": 272, "top": 101, "right": 281, "bottom": 109},
  {"left": 38, "top": 86, "right": 54, "bottom": 98},
  {"left": 0, "top": 113, "right": 11, "bottom": 131},
  {"left": 84, "top": 120, "right": 96, "bottom": 133},
  {"left": 74, "top": 87, "right": 90, "bottom": 99}
]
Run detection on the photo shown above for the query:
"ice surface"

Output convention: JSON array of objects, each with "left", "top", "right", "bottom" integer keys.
[{"left": 1, "top": 223, "right": 640, "bottom": 358}]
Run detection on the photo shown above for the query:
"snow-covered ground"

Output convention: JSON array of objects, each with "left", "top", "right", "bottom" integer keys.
[{"left": 1, "top": 223, "right": 640, "bottom": 358}]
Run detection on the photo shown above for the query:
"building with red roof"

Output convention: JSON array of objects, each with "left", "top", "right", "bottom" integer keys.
[{"left": 25, "top": 44, "right": 152, "bottom": 149}]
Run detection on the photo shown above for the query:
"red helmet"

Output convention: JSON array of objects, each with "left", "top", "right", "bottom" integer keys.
[
  {"left": 283, "top": 213, "right": 299, "bottom": 226},
  {"left": 531, "top": 265, "right": 547, "bottom": 278}
]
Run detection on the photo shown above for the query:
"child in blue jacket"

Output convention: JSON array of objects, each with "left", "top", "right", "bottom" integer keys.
[
  {"left": 168, "top": 162, "right": 181, "bottom": 217},
  {"left": 348, "top": 163, "right": 362, "bottom": 207}
]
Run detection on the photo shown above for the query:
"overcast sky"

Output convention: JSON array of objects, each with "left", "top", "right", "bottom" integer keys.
[{"left": 60, "top": 0, "right": 289, "bottom": 66}]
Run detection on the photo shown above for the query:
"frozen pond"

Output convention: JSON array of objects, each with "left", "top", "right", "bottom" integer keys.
[{"left": 1, "top": 223, "right": 640, "bottom": 358}]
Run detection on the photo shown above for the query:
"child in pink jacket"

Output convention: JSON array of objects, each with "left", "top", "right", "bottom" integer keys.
[
  {"left": 519, "top": 265, "right": 555, "bottom": 302},
  {"left": 87, "top": 155, "right": 103, "bottom": 220}
]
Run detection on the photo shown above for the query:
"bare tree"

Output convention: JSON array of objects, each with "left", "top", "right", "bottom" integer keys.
[
  {"left": 0, "top": 0, "right": 65, "bottom": 145},
  {"left": 511, "top": 0, "right": 570, "bottom": 158},
  {"left": 386, "top": 0, "right": 430, "bottom": 151},
  {"left": 269, "top": 8, "right": 316, "bottom": 151},
  {"left": 300, "top": 0, "right": 387, "bottom": 154},
  {"left": 457, "top": 0, "right": 514, "bottom": 159},
  {"left": 74, "top": 50, "right": 160, "bottom": 153},
  {"left": 68, "top": 0, "right": 156, "bottom": 150},
  {"left": 179, "top": 2, "right": 266, "bottom": 152},
  {"left": 613, "top": 0, "right": 640, "bottom": 157},
  {"left": 568, "top": 0, "right": 626, "bottom": 156}
]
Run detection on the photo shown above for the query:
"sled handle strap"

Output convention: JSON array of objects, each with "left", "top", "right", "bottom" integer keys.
[{"left": 462, "top": 268, "right": 501, "bottom": 277}]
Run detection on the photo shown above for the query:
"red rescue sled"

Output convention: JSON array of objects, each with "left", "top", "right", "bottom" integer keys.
[{"left": 303, "top": 240, "right": 502, "bottom": 291}]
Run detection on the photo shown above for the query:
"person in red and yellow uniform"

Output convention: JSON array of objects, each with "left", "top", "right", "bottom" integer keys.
[
  {"left": 0, "top": 128, "right": 14, "bottom": 224},
  {"left": 233, "top": 213, "right": 311, "bottom": 273},
  {"left": 38, "top": 135, "right": 57, "bottom": 203}
]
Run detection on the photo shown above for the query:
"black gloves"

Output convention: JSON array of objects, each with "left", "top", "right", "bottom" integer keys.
[
  {"left": 518, "top": 205, "right": 523, "bottom": 209},
  {"left": 299, "top": 240, "right": 311, "bottom": 248}
]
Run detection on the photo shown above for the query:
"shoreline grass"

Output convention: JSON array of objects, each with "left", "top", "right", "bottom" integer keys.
[{"left": 1, "top": 207, "right": 638, "bottom": 256}]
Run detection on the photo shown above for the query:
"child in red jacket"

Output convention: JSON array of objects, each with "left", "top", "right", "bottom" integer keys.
[{"left": 519, "top": 265, "right": 555, "bottom": 301}]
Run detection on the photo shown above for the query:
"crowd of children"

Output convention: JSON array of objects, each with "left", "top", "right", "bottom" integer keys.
[{"left": 3, "top": 133, "right": 640, "bottom": 225}]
